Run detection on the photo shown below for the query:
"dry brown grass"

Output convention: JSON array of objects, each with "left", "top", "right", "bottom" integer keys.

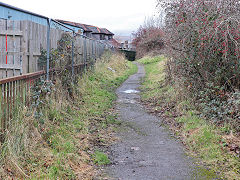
[{"left": 0, "top": 52, "right": 135, "bottom": 179}]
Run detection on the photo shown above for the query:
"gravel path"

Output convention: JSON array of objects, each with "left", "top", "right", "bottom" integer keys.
[{"left": 105, "top": 62, "right": 215, "bottom": 180}]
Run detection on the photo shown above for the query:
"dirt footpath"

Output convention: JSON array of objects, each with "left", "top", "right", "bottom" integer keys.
[{"left": 105, "top": 62, "right": 215, "bottom": 180}]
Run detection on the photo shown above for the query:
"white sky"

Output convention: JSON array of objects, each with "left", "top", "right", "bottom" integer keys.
[{"left": 4, "top": 0, "right": 158, "bottom": 36}]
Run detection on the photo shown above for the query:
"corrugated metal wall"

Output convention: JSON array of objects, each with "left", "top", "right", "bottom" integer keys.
[
  {"left": 0, "top": 4, "right": 83, "bottom": 32},
  {"left": 0, "top": 6, "right": 48, "bottom": 25}
]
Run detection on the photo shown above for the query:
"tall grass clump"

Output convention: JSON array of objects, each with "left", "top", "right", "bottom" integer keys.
[{"left": 0, "top": 51, "right": 136, "bottom": 179}]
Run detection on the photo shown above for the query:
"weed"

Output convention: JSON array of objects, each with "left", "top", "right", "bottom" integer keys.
[
  {"left": 138, "top": 56, "right": 165, "bottom": 65},
  {"left": 92, "top": 151, "right": 110, "bottom": 165}
]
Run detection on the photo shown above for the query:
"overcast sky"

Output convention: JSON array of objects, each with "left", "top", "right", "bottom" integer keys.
[{"left": 4, "top": 0, "right": 158, "bottom": 36}]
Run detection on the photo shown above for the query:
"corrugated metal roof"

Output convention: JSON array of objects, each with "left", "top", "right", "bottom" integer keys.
[
  {"left": 0, "top": 3, "right": 115, "bottom": 36},
  {"left": 57, "top": 19, "right": 114, "bottom": 35},
  {"left": 86, "top": 25, "right": 101, "bottom": 33},
  {"left": 86, "top": 25, "right": 114, "bottom": 35},
  {"left": 56, "top": 19, "right": 92, "bottom": 32},
  {"left": 101, "top": 28, "right": 114, "bottom": 35}
]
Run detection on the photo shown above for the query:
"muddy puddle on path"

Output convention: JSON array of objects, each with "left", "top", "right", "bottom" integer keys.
[
  {"left": 101, "top": 62, "right": 219, "bottom": 180},
  {"left": 122, "top": 89, "right": 140, "bottom": 94}
]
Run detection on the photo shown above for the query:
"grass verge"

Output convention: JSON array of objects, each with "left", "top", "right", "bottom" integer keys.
[
  {"left": 0, "top": 52, "right": 137, "bottom": 179},
  {"left": 92, "top": 151, "right": 110, "bottom": 165},
  {"left": 138, "top": 56, "right": 240, "bottom": 180}
]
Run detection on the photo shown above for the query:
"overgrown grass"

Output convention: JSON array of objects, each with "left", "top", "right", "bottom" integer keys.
[
  {"left": 92, "top": 151, "right": 110, "bottom": 165},
  {"left": 138, "top": 56, "right": 240, "bottom": 180},
  {"left": 0, "top": 53, "right": 137, "bottom": 179}
]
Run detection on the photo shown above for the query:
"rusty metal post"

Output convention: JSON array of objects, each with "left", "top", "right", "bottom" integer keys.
[
  {"left": 84, "top": 37, "right": 87, "bottom": 71},
  {"left": 72, "top": 31, "right": 75, "bottom": 77},
  {"left": 46, "top": 18, "right": 51, "bottom": 81}
]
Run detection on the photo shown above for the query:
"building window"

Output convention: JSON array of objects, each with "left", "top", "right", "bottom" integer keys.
[
  {"left": 108, "top": 36, "right": 112, "bottom": 40},
  {"left": 100, "top": 34, "right": 105, "bottom": 40}
]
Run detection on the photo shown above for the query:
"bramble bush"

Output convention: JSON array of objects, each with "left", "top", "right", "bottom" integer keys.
[
  {"left": 158, "top": 0, "right": 240, "bottom": 129},
  {"left": 132, "top": 18, "right": 165, "bottom": 58}
]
